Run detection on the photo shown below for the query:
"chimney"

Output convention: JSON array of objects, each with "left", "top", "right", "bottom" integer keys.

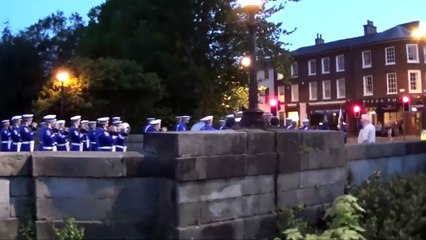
[
  {"left": 315, "top": 34, "right": 324, "bottom": 45},
  {"left": 363, "top": 20, "right": 377, "bottom": 35}
]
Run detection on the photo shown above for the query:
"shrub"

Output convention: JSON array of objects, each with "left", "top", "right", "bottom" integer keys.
[{"left": 53, "top": 218, "right": 85, "bottom": 240}]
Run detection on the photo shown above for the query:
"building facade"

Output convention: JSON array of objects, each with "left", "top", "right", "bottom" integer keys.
[{"left": 273, "top": 20, "right": 426, "bottom": 135}]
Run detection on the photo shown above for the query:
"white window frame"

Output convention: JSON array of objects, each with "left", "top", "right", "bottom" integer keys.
[
  {"left": 290, "top": 62, "right": 298, "bottom": 78},
  {"left": 406, "top": 44, "right": 419, "bottom": 63},
  {"left": 386, "top": 73, "right": 397, "bottom": 95},
  {"left": 336, "top": 78, "right": 346, "bottom": 99},
  {"left": 291, "top": 84, "right": 299, "bottom": 102},
  {"left": 408, "top": 70, "right": 421, "bottom": 93},
  {"left": 363, "top": 75, "right": 373, "bottom": 96},
  {"left": 362, "top": 50, "right": 372, "bottom": 68},
  {"left": 278, "top": 85, "right": 285, "bottom": 102},
  {"left": 309, "top": 82, "right": 317, "bottom": 101},
  {"left": 321, "top": 57, "right": 330, "bottom": 74},
  {"left": 308, "top": 59, "right": 316, "bottom": 76},
  {"left": 336, "top": 55, "right": 345, "bottom": 72},
  {"left": 322, "top": 80, "right": 331, "bottom": 100},
  {"left": 385, "top": 46, "right": 396, "bottom": 65}
]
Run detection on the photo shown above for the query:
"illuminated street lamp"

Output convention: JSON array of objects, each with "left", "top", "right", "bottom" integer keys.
[
  {"left": 56, "top": 71, "right": 69, "bottom": 119},
  {"left": 238, "top": 0, "right": 264, "bottom": 127},
  {"left": 241, "top": 56, "right": 251, "bottom": 68}
]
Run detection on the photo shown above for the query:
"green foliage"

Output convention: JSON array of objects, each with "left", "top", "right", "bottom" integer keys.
[
  {"left": 277, "top": 195, "right": 366, "bottom": 240},
  {"left": 349, "top": 172, "right": 426, "bottom": 240},
  {"left": 19, "top": 218, "right": 35, "bottom": 240},
  {"left": 53, "top": 218, "right": 85, "bottom": 240}
]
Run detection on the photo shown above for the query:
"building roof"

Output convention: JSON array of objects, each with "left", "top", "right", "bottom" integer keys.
[{"left": 292, "top": 21, "right": 420, "bottom": 57}]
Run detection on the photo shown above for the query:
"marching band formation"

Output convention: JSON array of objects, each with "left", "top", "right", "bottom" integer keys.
[{"left": 1, "top": 114, "right": 130, "bottom": 152}]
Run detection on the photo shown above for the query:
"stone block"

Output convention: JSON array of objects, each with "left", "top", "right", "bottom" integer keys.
[
  {"left": 143, "top": 131, "right": 248, "bottom": 158},
  {"left": 243, "top": 214, "right": 277, "bottom": 240},
  {"left": 177, "top": 201, "right": 202, "bottom": 227},
  {"left": 0, "top": 219, "right": 19, "bottom": 239},
  {"left": 127, "top": 134, "right": 144, "bottom": 143},
  {"left": 237, "top": 129, "right": 275, "bottom": 154},
  {"left": 242, "top": 175, "right": 275, "bottom": 196},
  {"left": 124, "top": 152, "right": 175, "bottom": 179},
  {"left": 245, "top": 153, "right": 277, "bottom": 176},
  {"left": 301, "top": 131, "right": 344, "bottom": 150},
  {"left": 277, "top": 189, "right": 300, "bottom": 208},
  {"left": 301, "top": 148, "right": 347, "bottom": 170},
  {"left": 275, "top": 130, "right": 302, "bottom": 153},
  {"left": 405, "top": 141, "right": 426, "bottom": 155},
  {"left": 277, "top": 172, "right": 299, "bottom": 191},
  {"left": 176, "top": 218, "right": 244, "bottom": 240},
  {"left": 402, "top": 154, "right": 426, "bottom": 174},
  {"left": 35, "top": 178, "right": 159, "bottom": 222},
  {"left": 10, "top": 177, "right": 33, "bottom": 197},
  {"left": 299, "top": 204, "right": 326, "bottom": 224},
  {"left": 10, "top": 197, "right": 33, "bottom": 218},
  {"left": 0, "top": 180, "right": 10, "bottom": 219},
  {"left": 278, "top": 152, "right": 301, "bottom": 173},
  {"left": 346, "top": 142, "right": 405, "bottom": 161},
  {"left": 0, "top": 153, "right": 31, "bottom": 176},
  {"left": 32, "top": 152, "right": 125, "bottom": 177},
  {"left": 299, "top": 167, "right": 347, "bottom": 188}
]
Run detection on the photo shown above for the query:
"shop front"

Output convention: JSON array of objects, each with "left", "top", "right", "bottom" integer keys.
[{"left": 307, "top": 101, "right": 347, "bottom": 130}]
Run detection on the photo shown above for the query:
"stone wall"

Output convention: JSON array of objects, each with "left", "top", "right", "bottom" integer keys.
[{"left": 0, "top": 130, "right": 425, "bottom": 239}]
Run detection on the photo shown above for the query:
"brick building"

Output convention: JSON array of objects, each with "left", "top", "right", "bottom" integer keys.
[{"left": 271, "top": 20, "right": 426, "bottom": 135}]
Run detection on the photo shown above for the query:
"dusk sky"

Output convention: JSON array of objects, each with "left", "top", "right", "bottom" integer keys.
[{"left": 1, "top": 0, "right": 425, "bottom": 51}]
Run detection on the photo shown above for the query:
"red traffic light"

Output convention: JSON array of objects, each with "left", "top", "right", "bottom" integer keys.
[
  {"left": 402, "top": 95, "right": 410, "bottom": 103},
  {"left": 269, "top": 98, "right": 278, "bottom": 107},
  {"left": 353, "top": 105, "right": 361, "bottom": 113}
]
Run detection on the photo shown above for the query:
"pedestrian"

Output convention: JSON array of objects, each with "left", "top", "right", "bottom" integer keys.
[
  {"left": 1, "top": 119, "right": 10, "bottom": 152},
  {"left": 357, "top": 114, "right": 376, "bottom": 143},
  {"left": 55, "top": 120, "right": 69, "bottom": 151},
  {"left": 299, "top": 119, "right": 309, "bottom": 130},
  {"left": 19, "top": 114, "right": 36, "bottom": 152},
  {"left": 80, "top": 120, "right": 90, "bottom": 151},
  {"left": 38, "top": 122, "right": 46, "bottom": 151},
  {"left": 115, "top": 122, "right": 129, "bottom": 152},
  {"left": 97, "top": 117, "right": 116, "bottom": 152},
  {"left": 218, "top": 119, "right": 226, "bottom": 130},
  {"left": 176, "top": 115, "right": 190, "bottom": 131},
  {"left": 200, "top": 115, "right": 216, "bottom": 131},
  {"left": 88, "top": 121, "right": 97, "bottom": 151},
  {"left": 284, "top": 118, "right": 294, "bottom": 130},
  {"left": 41, "top": 115, "right": 57, "bottom": 151},
  {"left": 145, "top": 119, "right": 162, "bottom": 132},
  {"left": 10, "top": 116, "right": 21, "bottom": 152},
  {"left": 69, "top": 115, "right": 83, "bottom": 151},
  {"left": 143, "top": 117, "right": 155, "bottom": 133}
]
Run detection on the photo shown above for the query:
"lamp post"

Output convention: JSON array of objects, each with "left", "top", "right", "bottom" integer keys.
[
  {"left": 238, "top": 0, "right": 265, "bottom": 128},
  {"left": 56, "top": 71, "right": 69, "bottom": 119}
]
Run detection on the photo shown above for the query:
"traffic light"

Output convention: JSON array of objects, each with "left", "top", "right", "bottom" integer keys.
[
  {"left": 402, "top": 95, "right": 410, "bottom": 112},
  {"left": 269, "top": 98, "right": 278, "bottom": 116},
  {"left": 353, "top": 105, "right": 361, "bottom": 118}
]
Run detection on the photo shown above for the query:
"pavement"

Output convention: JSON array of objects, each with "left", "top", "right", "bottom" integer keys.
[{"left": 347, "top": 135, "right": 421, "bottom": 144}]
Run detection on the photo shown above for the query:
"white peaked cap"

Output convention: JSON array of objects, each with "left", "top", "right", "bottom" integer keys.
[
  {"left": 97, "top": 117, "right": 110, "bottom": 124},
  {"left": 11, "top": 115, "right": 22, "bottom": 121},
  {"left": 149, "top": 119, "right": 161, "bottom": 125},
  {"left": 43, "top": 115, "right": 56, "bottom": 121},
  {"left": 226, "top": 114, "right": 234, "bottom": 119},
  {"left": 175, "top": 116, "right": 182, "bottom": 119},
  {"left": 219, "top": 119, "right": 226, "bottom": 123},
  {"left": 1, "top": 119, "right": 9, "bottom": 123},
  {"left": 302, "top": 119, "right": 309, "bottom": 122},
  {"left": 89, "top": 121, "right": 96, "bottom": 125},
  {"left": 147, "top": 117, "right": 155, "bottom": 121},
  {"left": 22, "top": 114, "right": 34, "bottom": 119},
  {"left": 81, "top": 120, "right": 89, "bottom": 124},
  {"left": 112, "top": 116, "right": 120, "bottom": 121},
  {"left": 235, "top": 117, "right": 242, "bottom": 123},
  {"left": 112, "top": 120, "right": 122, "bottom": 125},
  {"left": 200, "top": 115, "right": 213, "bottom": 121},
  {"left": 182, "top": 115, "right": 191, "bottom": 119},
  {"left": 57, "top": 120, "right": 65, "bottom": 125},
  {"left": 70, "top": 115, "right": 81, "bottom": 121},
  {"left": 319, "top": 122, "right": 323, "bottom": 125}
]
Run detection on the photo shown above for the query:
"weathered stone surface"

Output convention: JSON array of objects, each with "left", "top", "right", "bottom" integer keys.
[
  {"left": 237, "top": 129, "right": 275, "bottom": 154},
  {"left": 10, "top": 197, "right": 33, "bottom": 218},
  {"left": 36, "top": 178, "right": 159, "bottom": 222},
  {"left": 176, "top": 219, "right": 244, "bottom": 240},
  {"left": 299, "top": 167, "right": 347, "bottom": 188},
  {"left": 124, "top": 152, "right": 175, "bottom": 179},
  {"left": 0, "top": 219, "right": 19, "bottom": 239},
  {"left": 300, "top": 148, "right": 347, "bottom": 170},
  {"left": 274, "top": 130, "right": 302, "bottom": 153},
  {"left": 278, "top": 151, "right": 301, "bottom": 173},
  {"left": 175, "top": 153, "right": 277, "bottom": 181},
  {"left": 346, "top": 142, "right": 405, "bottom": 161},
  {"left": 143, "top": 131, "right": 248, "bottom": 158},
  {"left": 301, "top": 131, "right": 344, "bottom": 150},
  {"left": 32, "top": 152, "right": 125, "bottom": 177},
  {"left": 0, "top": 153, "right": 31, "bottom": 176},
  {"left": 405, "top": 141, "right": 426, "bottom": 155},
  {"left": 243, "top": 214, "right": 277, "bottom": 240},
  {"left": 10, "top": 177, "right": 33, "bottom": 197},
  {"left": 0, "top": 179, "right": 10, "bottom": 219},
  {"left": 402, "top": 154, "right": 426, "bottom": 174},
  {"left": 277, "top": 172, "right": 299, "bottom": 191}
]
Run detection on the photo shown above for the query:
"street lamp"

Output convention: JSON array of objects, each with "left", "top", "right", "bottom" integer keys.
[
  {"left": 56, "top": 71, "right": 69, "bottom": 119},
  {"left": 238, "top": 0, "right": 264, "bottom": 128}
]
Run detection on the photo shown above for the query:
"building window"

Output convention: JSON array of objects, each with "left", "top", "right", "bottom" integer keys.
[
  {"left": 362, "top": 50, "right": 372, "bottom": 68},
  {"left": 408, "top": 70, "right": 421, "bottom": 93},
  {"left": 406, "top": 44, "right": 419, "bottom": 63},
  {"left": 385, "top": 47, "right": 395, "bottom": 65},
  {"left": 309, "top": 82, "right": 317, "bottom": 100},
  {"left": 308, "top": 59, "right": 316, "bottom": 75},
  {"left": 291, "top": 84, "right": 299, "bottom": 102},
  {"left": 386, "top": 73, "right": 397, "bottom": 94},
  {"left": 321, "top": 57, "right": 330, "bottom": 74},
  {"left": 278, "top": 85, "right": 285, "bottom": 102},
  {"left": 363, "top": 75, "right": 373, "bottom": 96},
  {"left": 336, "top": 55, "right": 344, "bottom": 72},
  {"left": 322, "top": 80, "right": 331, "bottom": 100},
  {"left": 290, "top": 62, "right": 298, "bottom": 78},
  {"left": 336, "top": 78, "right": 346, "bottom": 99}
]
